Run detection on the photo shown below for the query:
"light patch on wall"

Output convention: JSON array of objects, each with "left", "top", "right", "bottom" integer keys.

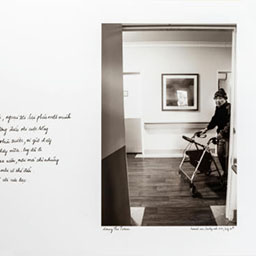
[{"left": 177, "top": 90, "right": 188, "bottom": 106}]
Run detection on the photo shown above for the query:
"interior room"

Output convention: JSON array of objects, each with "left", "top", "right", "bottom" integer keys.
[{"left": 102, "top": 24, "right": 237, "bottom": 226}]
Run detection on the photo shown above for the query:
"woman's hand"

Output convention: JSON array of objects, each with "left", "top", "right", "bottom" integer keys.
[{"left": 200, "top": 128, "right": 208, "bottom": 135}]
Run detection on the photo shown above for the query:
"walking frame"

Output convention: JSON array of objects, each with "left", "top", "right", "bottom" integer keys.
[{"left": 179, "top": 131, "right": 223, "bottom": 196}]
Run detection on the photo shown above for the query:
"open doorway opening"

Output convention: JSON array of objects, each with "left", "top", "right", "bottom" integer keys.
[{"left": 122, "top": 24, "right": 237, "bottom": 226}]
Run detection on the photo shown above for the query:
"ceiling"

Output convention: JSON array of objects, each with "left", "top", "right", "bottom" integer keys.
[{"left": 123, "top": 31, "right": 232, "bottom": 43}]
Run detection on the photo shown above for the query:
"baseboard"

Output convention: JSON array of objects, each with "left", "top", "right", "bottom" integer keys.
[
  {"left": 138, "top": 149, "right": 184, "bottom": 158},
  {"left": 136, "top": 148, "right": 216, "bottom": 158},
  {"left": 136, "top": 153, "right": 183, "bottom": 158}
]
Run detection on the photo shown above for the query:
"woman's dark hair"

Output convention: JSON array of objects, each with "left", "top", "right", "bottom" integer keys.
[{"left": 214, "top": 88, "right": 227, "bottom": 99}]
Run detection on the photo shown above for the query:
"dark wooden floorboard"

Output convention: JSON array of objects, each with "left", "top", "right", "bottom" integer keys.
[
  {"left": 127, "top": 154, "right": 226, "bottom": 226},
  {"left": 142, "top": 207, "right": 217, "bottom": 226}
]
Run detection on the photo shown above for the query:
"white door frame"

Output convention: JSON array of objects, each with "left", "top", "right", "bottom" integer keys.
[
  {"left": 122, "top": 25, "right": 237, "bottom": 220},
  {"left": 225, "top": 28, "right": 237, "bottom": 221}
]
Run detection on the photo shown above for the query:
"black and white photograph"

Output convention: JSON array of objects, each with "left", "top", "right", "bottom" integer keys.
[
  {"left": 2, "top": 0, "right": 256, "bottom": 255},
  {"left": 102, "top": 24, "right": 237, "bottom": 227},
  {"left": 162, "top": 73, "right": 199, "bottom": 111}
]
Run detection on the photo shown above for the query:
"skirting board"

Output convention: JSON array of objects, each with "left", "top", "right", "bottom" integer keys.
[
  {"left": 136, "top": 153, "right": 183, "bottom": 158},
  {"left": 136, "top": 148, "right": 216, "bottom": 158}
]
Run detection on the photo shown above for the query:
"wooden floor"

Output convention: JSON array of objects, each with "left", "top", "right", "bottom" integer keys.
[{"left": 127, "top": 154, "right": 226, "bottom": 226}]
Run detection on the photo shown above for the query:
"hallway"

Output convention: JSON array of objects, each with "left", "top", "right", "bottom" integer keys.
[{"left": 127, "top": 154, "right": 228, "bottom": 226}]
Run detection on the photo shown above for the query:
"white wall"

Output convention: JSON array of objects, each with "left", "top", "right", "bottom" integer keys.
[
  {"left": 123, "top": 74, "right": 142, "bottom": 119},
  {"left": 123, "top": 74, "right": 143, "bottom": 152},
  {"left": 123, "top": 42, "right": 232, "bottom": 153}
]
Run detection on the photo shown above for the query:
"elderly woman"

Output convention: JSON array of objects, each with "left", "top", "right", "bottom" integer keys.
[{"left": 200, "top": 88, "right": 231, "bottom": 179}]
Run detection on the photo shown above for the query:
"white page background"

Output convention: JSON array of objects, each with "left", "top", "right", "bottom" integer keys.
[{"left": 0, "top": 0, "right": 255, "bottom": 255}]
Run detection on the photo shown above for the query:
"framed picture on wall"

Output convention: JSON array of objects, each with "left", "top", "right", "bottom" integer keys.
[{"left": 162, "top": 73, "right": 199, "bottom": 111}]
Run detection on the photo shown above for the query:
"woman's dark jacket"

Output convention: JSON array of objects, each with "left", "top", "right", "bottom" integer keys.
[{"left": 207, "top": 102, "right": 231, "bottom": 140}]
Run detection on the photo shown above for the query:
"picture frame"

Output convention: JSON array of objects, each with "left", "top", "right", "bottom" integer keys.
[{"left": 162, "top": 73, "right": 199, "bottom": 111}]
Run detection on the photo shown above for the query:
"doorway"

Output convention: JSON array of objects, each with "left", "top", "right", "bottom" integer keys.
[
  {"left": 122, "top": 24, "right": 237, "bottom": 225},
  {"left": 123, "top": 72, "right": 143, "bottom": 153}
]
